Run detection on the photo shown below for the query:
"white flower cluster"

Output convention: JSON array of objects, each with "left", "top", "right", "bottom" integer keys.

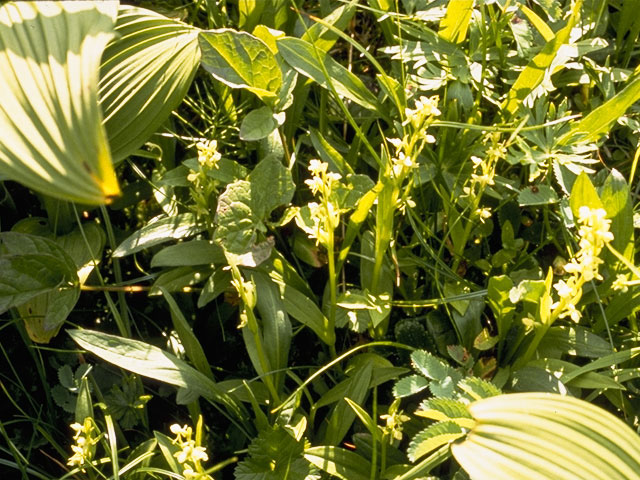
[
  {"left": 170, "top": 423, "right": 212, "bottom": 480},
  {"left": 552, "top": 207, "right": 613, "bottom": 322}
]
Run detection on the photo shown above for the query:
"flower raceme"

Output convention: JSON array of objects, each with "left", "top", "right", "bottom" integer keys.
[{"left": 551, "top": 207, "right": 613, "bottom": 323}]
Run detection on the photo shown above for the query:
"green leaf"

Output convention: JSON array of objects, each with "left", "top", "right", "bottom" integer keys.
[
  {"left": 68, "top": 329, "right": 247, "bottom": 424},
  {"left": 408, "top": 421, "right": 465, "bottom": 462},
  {"left": 199, "top": 28, "right": 282, "bottom": 102},
  {"left": 149, "top": 266, "right": 212, "bottom": 295},
  {"left": 301, "top": 2, "right": 357, "bottom": 53},
  {"left": 559, "top": 347, "right": 640, "bottom": 385},
  {"left": 487, "top": 276, "right": 515, "bottom": 343},
  {"left": 214, "top": 180, "right": 259, "bottom": 254},
  {"left": 249, "top": 271, "right": 292, "bottom": 394},
  {"left": 197, "top": 269, "right": 231, "bottom": 308},
  {"left": 517, "top": 185, "right": 559, "bottom": 206},
  {"left": 569, "top": 171, "right": 604, "bottom": 219},
  {"left": 151, "top": 240, "right": 226, "bottom": 268},
  {"left": 304, "top": 446, "right": 371, "bottom": 480},
  {"left": 473, "top": 328, "right": 499, "bottom": 351},
  {"left": 75, "top": 377, "right": 93, "bottom": 424},
  {"left": 411, "top": 350, "right": 455, "bottom": 382},
  {"left": 248, "top": 156, "right": 295, "bottom": 220},
  {"left": 239, "top": 107, "right": 277, "bottom": 141},
  {"left": 439, "top": 0, "right": 474, "bottom": 44},
  {"left": 0, "top": 2, "right": 120, "bottom": 204},
  {"left": 277, "top": 282, "right": 333, "bottom": 345},
  {"left": 538, "top": 325, "right": 613, "bottom": 358},
  {"left": 600, "top": 169, "right": 634, "bottom": 260},
  {"left": 100, "top": 5, "right": 201, "bottom": 163},
  {"left": 323, "top": 362, "right": 372, "bottom": 445},
  {"left": 113, "top": 213, "right": 205, "bottom": 257},
  {"left": 393, "top": 374, "right": 430, "bottom": 398},
  {"left": 236, "top": 426, "right": 316, "bottom": 480},
  {"left": 502, "top": 0, "right": 582, "bottom": 115},
  {"left": 457, "top": 377, "right": 502, "bottom": 401},
  {"left": 277, "top": 36, "right": 380, "bottom": 112},
  {"left": 1, "top": 232, "right": 81, "bottom": 343},
  {"left": 451, "top": 393, "right": 640, "bottom": 480},
  {"left": 559, "top": 73, "right": 640, "bottom": 145},
  {"left": 161, "top": 288, "right": 214, "bottom": 381},
  {"left": 416, "top": 398, "right": 473, "bottom": 425},
  {"left": 519, "top": 4, "right": 554, "bottom": 41}
]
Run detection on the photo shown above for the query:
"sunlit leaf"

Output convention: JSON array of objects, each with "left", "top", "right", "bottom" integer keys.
[
  {"left": 0, "top": 1, "right": 120, "bottom": 204},
  {"left": 100, "top": 5, "right": 201, "bottom": 163},
  {"left": 451, "top": 393, "right": 640, "bottom": 480}
]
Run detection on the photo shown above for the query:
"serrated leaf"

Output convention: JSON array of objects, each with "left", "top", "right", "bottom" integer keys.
[
  {"left": 0, "top": 1, "right": 120, "bottom": 204},
  {"left": 113, "top": 213, "right": 205, "bottom": 257},
  {"left": 408, "top": 421, "right": 465, "bottom": 462},
  {"left": 416, "top": 398, "right": 473, "bottom": 425},
  {"left": 457, "top": 377, "right": 502, "bottom": 401},
  {"left": 393, "top": 375, "right": 430, "bottom": 398},
  {"left": 451, "top": 393, "right": 640, "bottom": 480},
  {"left": 100, "top": 5, "right": 201, "bottom": 162},
  {"left": 199, "top": 28, "right": 282, "bottom": 102},
  {"left": 235, "top": 426, "right": 316, "bottom": 480},
  {"left": 411, "top": 350, "right": 454, "bottom": 382}
]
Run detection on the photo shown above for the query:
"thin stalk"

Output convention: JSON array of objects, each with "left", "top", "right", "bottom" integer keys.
[{"left": 326, "top": 228, "right": 338, "bottom": 360}]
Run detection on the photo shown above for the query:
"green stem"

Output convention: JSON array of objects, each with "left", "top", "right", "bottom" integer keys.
[{"left": 327, "top": 228, "right": 338, "bottom": 359}]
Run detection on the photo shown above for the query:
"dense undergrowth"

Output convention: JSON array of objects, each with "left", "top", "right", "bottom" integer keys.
[{"left": 2, "top": 0, "right": 640, "bottom": 479}]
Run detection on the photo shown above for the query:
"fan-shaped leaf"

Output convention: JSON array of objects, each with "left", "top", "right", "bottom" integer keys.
[
  {"left": 100, "top": 5, "right": 201, "bottom": 163},
  {"left": 0, "top": 1, "right": 120, "bottom": 204},
  {"left": 451, "top": 393, "right": 640, "bottom": 480}
]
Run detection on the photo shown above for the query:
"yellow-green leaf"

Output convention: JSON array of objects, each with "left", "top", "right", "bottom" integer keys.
[
  {"left": 502, "top": 0, "right": 582, "bottom": 115},
  {"left": 451, "top": 393, "right": 640, "bottom": 480},
  {"left": 0, "top": 1, "right": 120, "bottom": 204},
  {"left": 439, "top": 0, "right": 474, "bottom": 44},
  {"left": 100, "top": 5, "right": 201, "bottom": 163}
]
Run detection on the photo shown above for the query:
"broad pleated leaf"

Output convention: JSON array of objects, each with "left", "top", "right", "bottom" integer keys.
[
  {"left": 100, "top": 5, "right": 201, "bottom": 162},
  {"left": 451, "top": 393, "right": 640, "bottom": 480},
  {"left": 0, "top": 1, "right": 120, "bottom": 204}
]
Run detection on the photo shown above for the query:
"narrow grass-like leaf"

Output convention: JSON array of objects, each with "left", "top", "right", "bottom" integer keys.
[
  {"left": 161, "top": 288, "right": 214, "bottom": 381},
  {"left": 113, "top": 213, "right": 205, "bottom": 257},
  {"left": 68, "top": 329, "right": 247, "bottom": 424},
  {"left": 151, "top": 240, "right": 225, "bottom": 268},
  {"left": 502, "top": 0, "right": 582, "bottom": 115},
  {"left": 0, "top": 2, "right": 120, "bottom": 204},
  {"left": 304, "top": 446, "right": 370, "bottom": 480},
  {"left": 559, "top": 72, "right": 640, "bottom": 145},
  {"left": 100, "top": 5, "right": 201, "bottom": 163},
  {"left": 439, "top": 0, "right": 474, "bottom": 44},
  {"left": 277, "top": 36, "right": 380, "bottom": 112},
  {"left": 451, "top": 393, "right": 640, "bottom": 480}
]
